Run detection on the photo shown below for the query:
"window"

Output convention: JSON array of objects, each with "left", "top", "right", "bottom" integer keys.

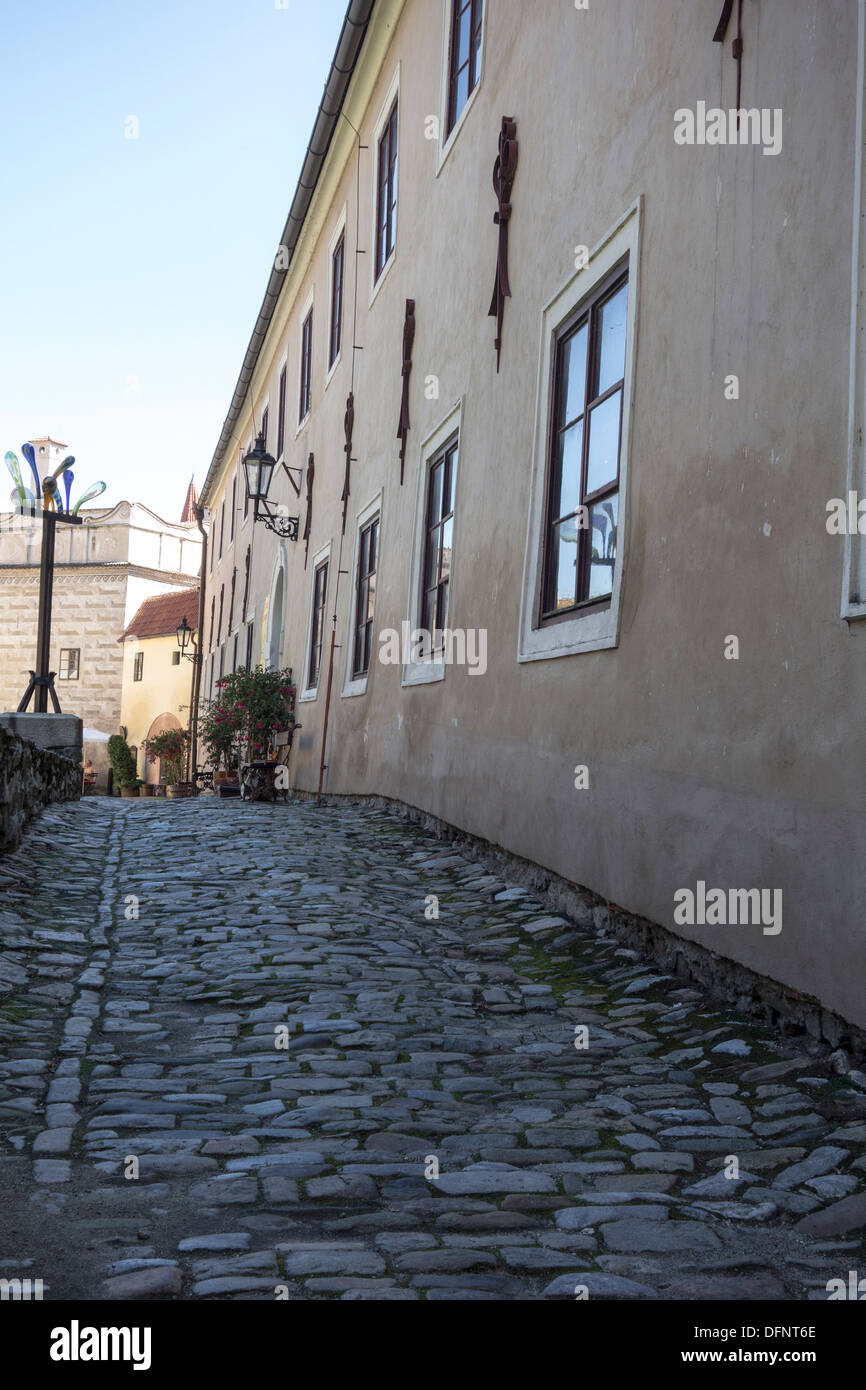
[
  {"left": 232, "top": 634, "right": 239, "bottom": 672},
  {"left": 542, "top": 268, "right": 628, "bottom": 617},
  {"left": 277, "top": 365, "right": 287, "bottom": 458},
  {"left": 133, "top": 651, "right": 144, "bottom": 682},
  {"left": 59, "top": 648, "right": 79, "bottom": 681},
  {"left": 421, "top": 437, "right": 457, "bottom": 642},
  {"left": 245, "top": 620, "right": 254, "bottom": 670},
  {"left": 308, "top": 559, "right": 329, "bottom": 689},
  {"left": 243, "top": 442, "right": 251, "bottom": 519},
  {"left": 299, "top": 310, "right": 313, "bottom": 422},
  {"left": 330, "top": 234, "right": 344, "bottom": 368},
  {"left": 171, "top": 651, "right": 180, "bottom": 666},
  {"left": 447, "top": 0, "right": 483, "bottom": 135},
  {"left": 218, "top": 644, "right": 225, "bottom": 681},
  {"left": 230, "top": 475, "right": 237, "bottom": 542},
  {"left": 261, "top": 405, "right": 269, "bottom": 452},
  {"left": 219, "top": 500, "right": 225, "bottom": 559},
  {"left": 353, "top": 515, "right": 379, "bottom": 677},
  {"left": 520, "top": 200, "right": 639, "bottom": 662},
  {"left": 375, "top": 100, "right": 398, "bottom": 279}
]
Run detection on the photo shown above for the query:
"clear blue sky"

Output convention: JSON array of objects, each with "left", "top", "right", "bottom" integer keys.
[{"left": 0, "top": 0, "right": 348, "bottom": 521}]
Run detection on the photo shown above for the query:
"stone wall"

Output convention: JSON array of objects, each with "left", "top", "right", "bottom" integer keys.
[{"left": 0, "top": 724, "right": 82, "bottom": 854}]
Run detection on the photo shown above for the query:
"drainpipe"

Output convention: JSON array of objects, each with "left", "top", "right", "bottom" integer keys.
[{"left": 190, "top": 503, "right": 208, "bottom": 781}]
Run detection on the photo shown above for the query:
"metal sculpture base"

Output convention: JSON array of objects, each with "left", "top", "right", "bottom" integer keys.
[{"left": 18, "top": 671, "right": 61, "bottom": 714}]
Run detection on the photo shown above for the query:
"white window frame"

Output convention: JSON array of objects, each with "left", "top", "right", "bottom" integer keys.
[
  {"left": 845, "top": 1, "right": 866, "bottom": 620},
  {"left": 275, "top": 352, "right": 289, "bottom": 463},
  {"left": 326, "top": 203, "right": 349, "bottom": 389},
  {"left": 342, "top": 489, "right": 383, "bottom": 699},
  {"left": 296, "top": 288, "right": 315, "bottom": 437},
  {"left": 369, "top": 64, "right": 400, "bottom": 308},
  {"left": 518, "top": 198, "right": 642, "bottom": 663},
  {"left": 300, "top": 540, "right": 332, "bottom": 701},
  {"left": 436, "top": 0, "right": 487, "bottom": 178},
  {"left": 402, "top": 398, "right": 463, "bottom": 688}
]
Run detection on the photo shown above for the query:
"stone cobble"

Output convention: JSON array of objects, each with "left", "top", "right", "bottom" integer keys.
[{"left": 0, "top": 796, "right": 864, "bottom": 1300}]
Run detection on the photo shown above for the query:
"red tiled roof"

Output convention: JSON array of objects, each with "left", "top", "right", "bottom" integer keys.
[
  {"left": 180, "top": 478, "right": 198, "bottom": 523},
  {"left": 121, "top": 588, "right": 199, "bottom": 641}
]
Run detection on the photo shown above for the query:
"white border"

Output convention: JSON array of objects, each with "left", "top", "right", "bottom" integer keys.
[
  {"left": 518, "top": 198, "right": 642, "bottom": 663},
  {"left": 326, "top": 203, "right": 349, "bottom": 389},
  {"left": 844, "top": 0, "right": 866, "bottom": 621},
  {"left": 435, "top": 0, "right": 487, "bottom": 178},
  {"left": 300, "top": 540, "right": 332, "bottom": 700},
  {"left": 369, "top": 64, "right": 401, "bottom": 308},
  {"left": 342, "top": 488, "right": 384, "bottom": 698},
  {"left": 402, "top": 398, "right": 463, "bottom": 687}
]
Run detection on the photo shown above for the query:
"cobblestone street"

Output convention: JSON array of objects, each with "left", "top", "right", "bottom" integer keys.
[{"left": 1, "top": 797, "right": 865, "bottom": 1302}]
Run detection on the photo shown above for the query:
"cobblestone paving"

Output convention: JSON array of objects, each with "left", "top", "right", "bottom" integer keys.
[{"left": 1, "top": 797, "right": 865, "bottom": 1300}]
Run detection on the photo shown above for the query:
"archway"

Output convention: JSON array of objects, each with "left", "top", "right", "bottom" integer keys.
[
  {"left": 268, "top": 565, "right": 285, "bottom": 670},
  {"left": 144, "top": 711, "right": 181, "bottom": 785}
]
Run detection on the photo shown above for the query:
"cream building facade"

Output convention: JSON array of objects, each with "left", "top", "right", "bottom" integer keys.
[
  {"left": 119, "top": 589, "right": 199, "bottom": 785},
  {"left": 199, "top": 0, "right": 866, "bottom": 1033}
]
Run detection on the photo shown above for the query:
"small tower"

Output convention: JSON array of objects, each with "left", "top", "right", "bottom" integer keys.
[
  {"left": 180, "top": 476, "right": 198, "bottom": 523},
  {"left": 27, "top": 437, "right": 69, "bottom": 493}
]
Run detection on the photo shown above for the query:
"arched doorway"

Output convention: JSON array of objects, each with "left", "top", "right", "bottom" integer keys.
[
  {"left": 268, "top": 565, "right": 285, "bottom": 670},
  {"left": 144, "top": 712, "right": 181, "bottom": 785}
]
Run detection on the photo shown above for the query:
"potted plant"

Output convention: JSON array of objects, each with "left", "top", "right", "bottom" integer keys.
[
  {"left": 144, "top": 727, "right": 190, "bottom": 796},
  {"left": 201, "top": 666, "right": 296, "bottom": 789},
  {"left": 108, "top": 734, "right": 142, "bottom": 798}
]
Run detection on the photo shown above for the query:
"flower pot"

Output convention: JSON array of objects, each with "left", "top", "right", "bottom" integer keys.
[
  {"left": 120, "top": 786, "right": 140, "bottom": 798},
  {"left": 141, "top": 784, "right": 155, "bottom": 797}
]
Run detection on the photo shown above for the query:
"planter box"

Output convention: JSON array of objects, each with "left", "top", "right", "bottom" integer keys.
[{"left": 120, "top": 786, "right": 140, "bottom": 798}]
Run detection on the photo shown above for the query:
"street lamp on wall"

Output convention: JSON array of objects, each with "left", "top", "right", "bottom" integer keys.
[
  {"left": 242, "top": 431, "right": 301, "bottom": 541},
  {"left": 176, "top": 615, "right": 198, "bottom": 663}
]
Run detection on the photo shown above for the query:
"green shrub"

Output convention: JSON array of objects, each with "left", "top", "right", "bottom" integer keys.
[{"left": 107, "top": 734, "right": 140, "bottom": 789}]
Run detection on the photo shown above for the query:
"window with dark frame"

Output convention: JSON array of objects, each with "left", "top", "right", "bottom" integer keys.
[
  {"left": 133, "top": 651, "right": 144, "bottom": 682},
  {"left": 375, "top": 99, "right": 398, "bottom": 279},
  {"left": 59, "top": 648, "right": 80, "bottom": 681},
  {"left": 308, "top": 559, "right": 329, "bottom": 688},
  {"left": 230, "top": 475, "right": 237, "bottom": 542},
  {"left": 299, "top": 310, "right": 313, "bottom": 422},
  {"left": 243, "top": 442, "right": 251, "bottom": 518},
  {"left": 447, "top": 0, "right": 483, "bottom": 136},
  {"left": 542, "top": 265, "right": 629, "bottom": 619},
  {"left": 421, "top": 437, "right": 457, "bottom": 648},
  {"left": 245, "top": 620, "right": 254, "bottom": 670},
  {"left": 330, "top": 233, "right": 345, "bottom": 369},
  {"left": 172, "top": 651, "right": 180, "bottom": 666},
  {"left": 232, "top": 634, "right": 239, "bottom": 672},
  {"left": 219, "top": 500, "right": 225, "bottom": 559},
  {"left": 353, "top": 515, "right": 379, "bottom": 678},
  {"left": 277, "top": 365, "right": 287, "bottom": 458}
]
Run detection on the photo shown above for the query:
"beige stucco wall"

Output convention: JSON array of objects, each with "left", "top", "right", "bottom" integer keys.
[
  {"left": 201, "top": 0, "right": 866, "bottom": 1027},
  {"left": 120, "top": 632, "right": 194, "bottom": 781}
]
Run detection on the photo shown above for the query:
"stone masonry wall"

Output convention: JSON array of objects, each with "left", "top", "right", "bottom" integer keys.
[{"left": 0, "top": 727, "right": 81, "bottom": 854}]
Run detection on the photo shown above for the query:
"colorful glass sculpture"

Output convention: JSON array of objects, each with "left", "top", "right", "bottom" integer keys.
[{"left": 4, "top": 448, "right": 106, "bottom": 516}]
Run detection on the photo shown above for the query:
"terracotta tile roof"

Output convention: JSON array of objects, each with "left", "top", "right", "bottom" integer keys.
[
  {"left": 180, "top": 477, "right": 198, "bottom": 523},
  {"left": 121, "top": 588, "right": 199, "bottom": 641}
]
